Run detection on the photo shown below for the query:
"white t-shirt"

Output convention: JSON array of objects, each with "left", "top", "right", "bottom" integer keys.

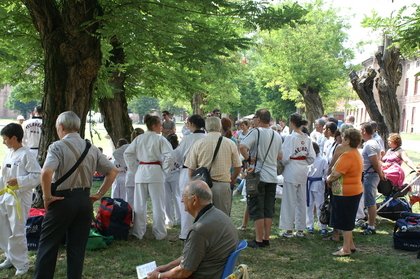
[{"left": 240, "top": 127, "right": 282, "bottom": 183}]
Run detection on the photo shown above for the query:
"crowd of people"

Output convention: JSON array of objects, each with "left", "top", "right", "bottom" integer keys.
[{"left": 1, "top": 106, "right": 420, "bottom": 278}]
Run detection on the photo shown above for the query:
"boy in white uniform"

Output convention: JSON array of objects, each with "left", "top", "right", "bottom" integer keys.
[
  {"left": 0, "top": 123, "right": 41, "bottom": 276},
  {"left": 124, "top": 115, "right": 173, "bottom": 240},
  {"left": 111, "top": 139, "right": 129, "bottom": 200},
  {"left": 306, "top": 142, "right": 329, "bottom": 235}
]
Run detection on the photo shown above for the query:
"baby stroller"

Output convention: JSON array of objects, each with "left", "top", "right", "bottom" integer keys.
[{"left": 377, "top": 169, "right": 419, "bottom": 221}]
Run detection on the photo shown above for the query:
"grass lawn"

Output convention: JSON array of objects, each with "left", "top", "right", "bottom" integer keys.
[{"left": 1, "top": 119, "right": 420, "bottom": 278}]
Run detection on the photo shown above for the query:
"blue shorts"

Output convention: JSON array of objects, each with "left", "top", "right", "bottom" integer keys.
[{"left": 363, "top": 172, "right": 380, "bottom": 207}]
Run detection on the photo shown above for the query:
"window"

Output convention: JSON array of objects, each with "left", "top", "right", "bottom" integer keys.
[
  {"left": 412, "top": 107, "right": 416, "bottom": 125},
  {"left": 415, "top": 76, "right": 419, "bottom": 95},
  {"left": 407, "top": 63, "right": 411, "bottom": 70},
  {"left": 405, "top": 78, "right": 409, "bottom": 96},
  {"left": 416, "top": 60, "right": 420, "bottom": 67}
]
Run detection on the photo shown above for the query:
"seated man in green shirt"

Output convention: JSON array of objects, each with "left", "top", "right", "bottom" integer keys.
[{"left": 147, "top": 180, "right": 238, "bottom": 279}]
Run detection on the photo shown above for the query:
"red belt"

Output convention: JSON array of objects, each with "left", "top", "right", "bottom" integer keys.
[
  {"left": 139, "top": 161, "right": 161, "bottom": 165},
  {"left": 290, "top": 156, "right": 307, "bottom": 160}
]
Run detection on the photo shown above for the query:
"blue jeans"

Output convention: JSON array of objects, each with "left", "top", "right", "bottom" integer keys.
[{"left": 363, "top": 172, "right": 380, "bottom": 207}]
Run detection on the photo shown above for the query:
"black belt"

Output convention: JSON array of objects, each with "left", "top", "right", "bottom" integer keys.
[{"left": 30, "top": 147, "right": 39, "bottom": 150}]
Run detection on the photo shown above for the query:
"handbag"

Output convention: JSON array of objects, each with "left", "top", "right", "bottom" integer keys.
[
  {"left": 191, "top": 136, "right": 223, "bottom": 188},
  {"left": 246, "top": 130, "right": 274, "bottom": 197},
  {"left": 319, "top": 193, "right": 331, "bottom": 225}
]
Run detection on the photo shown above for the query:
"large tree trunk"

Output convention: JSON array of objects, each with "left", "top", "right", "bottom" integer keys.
[
  {"left": 375, "top": 41, "right": 402, "bottom": 133},
  {"left": 349, "top": 69, "right": 389, "bottom": 144},
  {"left": 99, "top": 36, "right": 133, "bottom": 146},
  {"left": 191, "top": 92, "right": 205, "bottom": 116},
  {"left": 298, "top": 85, "right": 324, "bottom": 132},
  {"left": 23, "top": 0, "right": 102, "bottom": 163}
]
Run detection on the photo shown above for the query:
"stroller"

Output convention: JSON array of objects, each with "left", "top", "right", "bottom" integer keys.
[{"left": 377, "top": 169, "right": 420, "bottom": 221}]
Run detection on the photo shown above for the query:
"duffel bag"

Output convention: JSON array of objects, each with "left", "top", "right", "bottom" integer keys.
[
  {"left": 26, "top": 208, "right": 46, "bottom": 251},
  {"left": 393, "top": 213, "right": 420, "bottom": 251}
]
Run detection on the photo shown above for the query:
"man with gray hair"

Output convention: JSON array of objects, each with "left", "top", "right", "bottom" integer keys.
[
  {"left": 310, "top": 118, "right": 326, "bottom": 145},
  {"left": 34, "top": 111, "right": 118, "bottom": 279},
  {"left": 185, "top": 117, "right": 241, "bottom": 215},
  {"left": 147, "top": 180, "right": 238, "bottom": 279}
]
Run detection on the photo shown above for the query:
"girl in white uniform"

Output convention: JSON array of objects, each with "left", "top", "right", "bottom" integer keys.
[
  {"left": 172, "top": 114, "right": 206, "bottom": 240},
  {"left": 164, "top": 134, "right": 181, "bottom": 227},
  {"left": 0, "top": 123, "right": 41, "bottom": 276},
  {"left": 280, "top": 113, "right": 316, "bottom": 237},
  {"left": 124, "top": 115, "right": 173, "bottom": 240}
]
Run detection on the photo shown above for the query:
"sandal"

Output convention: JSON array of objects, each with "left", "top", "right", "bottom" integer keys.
[
  {"left": 237, "top": 225, "right": 247, "bottom": 231},
  {"left": 332, "top": 249, "right": 351, "bottom": 257},
  {"left": 338, "top": 246, "right": 357, "bottom": 253},
  {"left": 323, "top": 236, "right": 340, "bottom": 242}
]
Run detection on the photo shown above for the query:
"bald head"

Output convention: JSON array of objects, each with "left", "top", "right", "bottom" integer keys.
[{"left": 185, "top": 180, "right": 212, "bottom": 204}]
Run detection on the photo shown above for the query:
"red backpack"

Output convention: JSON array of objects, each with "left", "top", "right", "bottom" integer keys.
[{"left": 95, "top": 197, "right": 132, "bottom": 240}]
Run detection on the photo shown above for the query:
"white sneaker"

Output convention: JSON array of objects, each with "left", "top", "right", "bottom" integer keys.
[
  {"left": 295, "top": 231, "right": 305, "bottom": 238},
  {"left": 15, "top": 264, "right": 29, "bottom": 276},
  {"left": 0, "top": 258, "right": 12, "bottom": 269}
]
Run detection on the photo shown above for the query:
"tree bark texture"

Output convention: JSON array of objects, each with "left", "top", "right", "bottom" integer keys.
[
  {"left": 98, "top": 36, "right": 133, "bottom": 146},
  {"left": 349, "top": 69, "right": 389, "bottom": 144},
  {"left": 23, "top": 0, "right": 102, "bottom": 162},
  {"left": 192, "top": 92, "right": 205, "bottom": 116},
  {"left": 375, "top": 45, "right": 402, "bottom": 133},
  {"left": 298, "top": 85, "right": 324, "bottom": 132}
]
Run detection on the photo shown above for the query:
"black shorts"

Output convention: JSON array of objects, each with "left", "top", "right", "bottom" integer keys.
[
  {"left": 247, "top": 182, "right": 277, "bottom": 220},
  {"left": 331, "top": 193, "right": 362, "bottom": 231}
]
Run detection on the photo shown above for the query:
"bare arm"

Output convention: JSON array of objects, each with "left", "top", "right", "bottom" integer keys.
[
  {"left": 147, "top": 257, "right": 193, "bottom": 279},
  {"left": 239, "top": 144, "right": 249, "bottom": 161},
  {"left": 400, "top": 150, "right": 418, "bottom": 172},
  {"left": 41, "top": 168, "right": 63, "bottom": 210},
  {"left": 369, "top": 155, "right": 385, "bottom": 180},
  {"left": 90, "top": 167, "right": 119, "bottom": 202}
]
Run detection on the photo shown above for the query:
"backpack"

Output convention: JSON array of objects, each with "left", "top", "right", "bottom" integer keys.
[
  {"left": 95, "top": 197, "right": 132, "bottom": 240},
  {"left": 394, "top": 212, "right": 420, "bottom": 252},
  {"left": 26, "top": 208, "right": 46, "bottom": 251}
]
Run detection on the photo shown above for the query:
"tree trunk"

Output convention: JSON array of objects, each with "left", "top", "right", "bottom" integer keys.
[
  {"left": 349, "top": 69, "right": 389, "bottom": 144},
  {"left": 23, "top": 0, "right": 102, "bottom": 163},
  {"left": 191, "top": 92, "right": 205, "bottom": 116},
  {"left": 298, "top": 85, "right": 324, "bottom": 132},
  {"left": 99, "top": 36, "right": 133, "bottom": 146},
  {"left": 375, "top": 42, "right": 402, "bottom": 133}
]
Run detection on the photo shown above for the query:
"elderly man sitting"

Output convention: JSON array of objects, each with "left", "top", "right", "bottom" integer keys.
[{"left": 147, "top": 180, "right": 238, "bottom": 279}]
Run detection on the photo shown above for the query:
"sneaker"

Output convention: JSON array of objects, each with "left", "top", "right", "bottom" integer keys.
[
  {"left": 247, "top": 239, "right": 265, "bottom": 249},
  {"left": 306, "top": 227, "right": 314, "bottom": 234},
  {"left": 362, "top": 227, "right": 376, "bottom": 235},
  {"left": 281, "top": 232, "right": 294, "bottom": 238},
  {"left": 0, "top": 258, "right": 12, "bottom": 269},
  {"left": 355, "top": 219, "right": 367, "bottom": 228},
  {"left": 295, "top": 231, "right": 305, "bottom": 238},
  {"left": 320, "top": 229, "right": 330, "bottom": 237},
  {"left": 240, "top": 198, "right": 247, "bottom": 202},
  {"left": 15, "top": 265, "right": 29, "bottom": 276},
  {"left": 262, "top": 239, "right": 270, "bottom": 247}
]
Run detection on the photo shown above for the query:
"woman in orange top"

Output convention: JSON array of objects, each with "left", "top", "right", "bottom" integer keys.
[{"left": 327, "top": 128, "right": 363, "bottom": 256}]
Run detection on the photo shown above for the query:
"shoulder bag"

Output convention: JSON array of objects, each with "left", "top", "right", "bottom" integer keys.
[
  {"left": 246, "top": 130, "right": 274, "bottom": 197},
  {"left": 191, "top": 136, "right": 223, "bottom": 188}
]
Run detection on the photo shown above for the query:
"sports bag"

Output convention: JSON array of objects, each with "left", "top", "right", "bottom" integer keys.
[
  {"left": 95, "top": 197, "right": 132, "bottom": 240},
  {"left": 394, "top": 212, "right": 420, "bottom": 251},
  {"left": 26, "top": 208, "right": 46, "bottom": 251},
  {"left": 319, "top": 195, "right": 331, "bottom": 225}
]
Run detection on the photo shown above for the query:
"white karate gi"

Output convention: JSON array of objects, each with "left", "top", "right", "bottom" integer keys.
[
  {"left": 0, "top": 147, "right": 41, "bottom": 270},
  {"left": 22, "top": 117, "right": 42, "bottom": 157},
  {"left": 172, "top": 132, "right": 206, "bottom": 239},
  {"left": 280, "top": 131, "right": 315, "bottom": 231},
  {"left": 124, "top": 131, "right": 173, "bottom": 240},
  {"left": 306, "top": 154, "right": 328, "bottom": 230},
  {"left": 164, "top": 166, "right": 180, "bottom": 227},
  {"left": 111, "top": 144, "right": 129, "bottom": 200}
]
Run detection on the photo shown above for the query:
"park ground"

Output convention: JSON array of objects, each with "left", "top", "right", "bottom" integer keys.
[{"left": 0, "top": 119, "right": 420, "bottom": 278}]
